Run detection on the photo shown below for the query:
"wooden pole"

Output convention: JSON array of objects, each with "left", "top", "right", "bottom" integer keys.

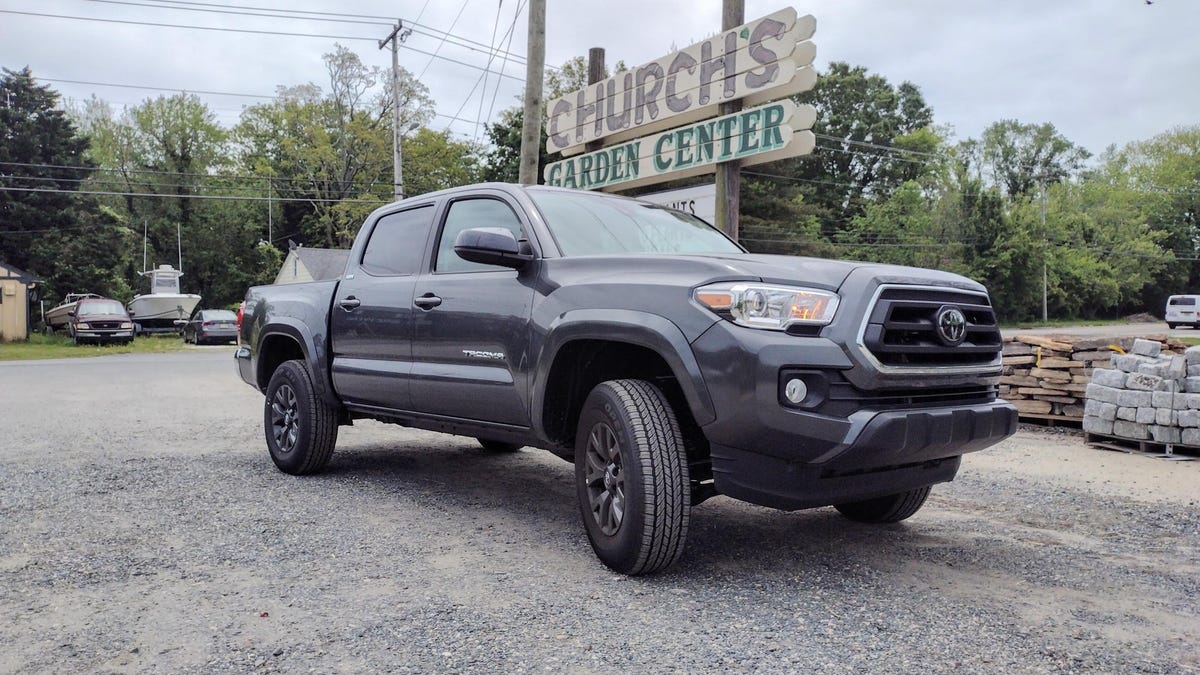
[
  {"left": 714, "top": 0, "right": 744, "bottom": 241},
  {"left": 518, "top": 0, "right": 547, "bottom": 185},
  {"left": 585, "top": 47, "right": 605, "bottom": 154}
]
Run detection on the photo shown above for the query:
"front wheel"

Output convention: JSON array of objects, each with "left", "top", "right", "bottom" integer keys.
[
  {"left": 574, "top": 379, "right": 690, "bottom": 575},
  {"left": 263, "top": 360, "right": 338, "bottom": 475},
  {"left": 834, "top": 486, "right": 931, "bottom": 523}
]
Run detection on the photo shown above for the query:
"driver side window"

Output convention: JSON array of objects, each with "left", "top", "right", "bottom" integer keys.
[{"left": 435, "top": 198, "right": 524, "bottom": 273}]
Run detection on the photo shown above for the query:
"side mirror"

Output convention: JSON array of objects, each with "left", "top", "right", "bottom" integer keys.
[
  {"left": 454, "top": 227, "right": 532, "bottom": 270},
  {"left": 67, "top": 310, "right": 75, "bottom": 317}
]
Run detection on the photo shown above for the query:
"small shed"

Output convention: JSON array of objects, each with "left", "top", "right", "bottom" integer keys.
[
  {"left": 275, "top": 243, "right": 350, "bottom": 285},
  {"left": 0, "top": 262, "right": 41, "bottom": 342}
]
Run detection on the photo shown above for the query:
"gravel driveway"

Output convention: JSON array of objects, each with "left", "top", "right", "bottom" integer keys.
[{"left": 1, "top": 350, "right": 1197, "bottom": 673}]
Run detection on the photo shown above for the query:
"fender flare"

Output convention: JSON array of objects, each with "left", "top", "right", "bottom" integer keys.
[
  {"left": 256, "top": 318, "right": 339, "bottom": 408},
  {"left": 531, "top": 309, "right": 716, "bottom": 437}
]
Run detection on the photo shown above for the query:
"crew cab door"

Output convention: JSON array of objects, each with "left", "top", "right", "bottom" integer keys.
[
  {"left": 409, "top": 194, "right": 536, "bottom": 427},
  {"left": 329, "top": 204, "right": 437, "bottom": 411}
]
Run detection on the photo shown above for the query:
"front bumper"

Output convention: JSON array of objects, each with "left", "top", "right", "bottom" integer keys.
[
  {"left": 74, "top": 330, "right": 135, "bottom": 342},
  {"left": 691, "top": 320, "right": 1015, "bottom": 511},
  {"left": 708, "top": 401, "right": 1016, "bottom": 510}
]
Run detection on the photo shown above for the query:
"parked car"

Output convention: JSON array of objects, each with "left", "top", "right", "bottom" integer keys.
[
  {"left": 183, "top": 309, "right": 239, "bottom": 345},
  {"left": 1165, "top": 295, "right": 1200, "bottom": 329},
  {"left": 67, "top": 297, "right": 135, "bottom": 345}
]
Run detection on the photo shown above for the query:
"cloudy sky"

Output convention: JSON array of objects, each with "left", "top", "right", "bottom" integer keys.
[{"left": 2, "top": 0, "right": 1196, "bottom": 156}]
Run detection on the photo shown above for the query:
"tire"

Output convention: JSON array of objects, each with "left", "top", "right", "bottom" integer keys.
[
  {"left": 835, "top": 486, "right": 931, "bottom": 523},
  {"left": 574, "top": 379, "right": 690, "bottom": 575},
  {"left": 263, "top": 360, "right": 338, "bottom": 475},
  {"left": 477, "top": 438, "right": 523, "bottom": 453},
  {"left": 1167, "top": 323, "right": 1178, "bottom": 329}
]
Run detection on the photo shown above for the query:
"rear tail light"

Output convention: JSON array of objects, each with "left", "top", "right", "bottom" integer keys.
[{"left": 203, "top": 321, "right": 215, "bottom": 327}]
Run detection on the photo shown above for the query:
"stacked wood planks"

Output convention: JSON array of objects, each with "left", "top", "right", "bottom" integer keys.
[{"left": 1000, "top": 335, "right": 1190, "bottom": 422}]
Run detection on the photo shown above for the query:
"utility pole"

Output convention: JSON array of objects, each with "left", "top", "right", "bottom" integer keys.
[
  {"left": 1041, "top": 176, "right": 1048, "bottom": 322},
  {"left": 518, "top": 0, "right": 546, "bottom": 185},
  {"left": 585, "top": 48, "right": 605, "bottom": 154},
  {"left": 379, "top": 21, "right": 411, "bottom": 200},
  {"left": 714, "top": 0, "right": 744, "bottom": 240}
]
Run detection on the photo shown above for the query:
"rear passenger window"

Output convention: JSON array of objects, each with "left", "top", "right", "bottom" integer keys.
[{"left": 361, "top": 206, "right": 435, "bottom": 276}]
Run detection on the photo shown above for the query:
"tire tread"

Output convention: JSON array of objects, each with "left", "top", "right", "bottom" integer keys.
[{"left": 603, "top": 379, "right": 690, "bottom": 575}]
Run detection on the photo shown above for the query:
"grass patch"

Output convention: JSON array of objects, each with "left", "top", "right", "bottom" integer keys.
[{"left": 0, "top": 332, "right": 191, "bottom": 361}]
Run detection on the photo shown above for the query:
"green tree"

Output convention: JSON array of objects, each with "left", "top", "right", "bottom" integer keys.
[
  {"left": 788, "top": 62, "right": 936, "bottom": 230},
  {"left": 979, "top": 119, "right": 1090, "bottom": 197},
  {"left": 0, "top": 68, "right": 134, "bottom": 303},
  {"left": 236, "top": 44, "right": 433, "bottom": 247}
]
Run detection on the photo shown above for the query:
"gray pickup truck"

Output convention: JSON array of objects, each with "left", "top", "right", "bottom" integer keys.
[{"left": 235, "top": 182, "right": 1016, "bottom": 575}]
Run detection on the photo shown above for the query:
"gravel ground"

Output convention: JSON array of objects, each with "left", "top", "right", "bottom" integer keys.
[{"left": 1, "top": 350, "right": 1198, "bottom": 673}]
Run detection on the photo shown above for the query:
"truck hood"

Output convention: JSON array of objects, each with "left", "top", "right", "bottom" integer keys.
[{"left": 656, "top": 253, "right": 985, "bottom": 293}]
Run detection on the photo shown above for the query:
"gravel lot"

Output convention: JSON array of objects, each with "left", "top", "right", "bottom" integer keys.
[{"left": 1, "top": 350, "right": 1198, "bottom": 673}]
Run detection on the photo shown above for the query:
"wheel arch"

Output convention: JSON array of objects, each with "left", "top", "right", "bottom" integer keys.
[
  {"left": 532, "top": 310, "right": 715, "bottom": 452},
  {"left": 255, "top": 318, "right": 338, "bottom": 408}
]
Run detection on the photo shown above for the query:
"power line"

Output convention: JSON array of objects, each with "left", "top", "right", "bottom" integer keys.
[
  {"left": 0, "top": 184, "right": 393, "bottom": 204},
  {"left": 78, "top": 0, "right": 392, "bottom": 26},
  {"left": 1, "top": 10, "right": 525, "bottom": 82},
  {"left": 38, "top": 77, "right": 487, "bottom": 126},
  {"left": 418, "top": 0, "right": 472, "bottom": 81}
]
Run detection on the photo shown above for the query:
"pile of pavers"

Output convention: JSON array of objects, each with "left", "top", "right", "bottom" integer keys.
[{"left": 1083, "top": 338, "right": 1200, "bottom": 446}]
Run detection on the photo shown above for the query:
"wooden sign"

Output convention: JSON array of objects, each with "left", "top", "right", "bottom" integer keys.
[
  {"left": 544, "top": 101, "right": 816, "bottom": 191},
  {"left": 545, "top": 8, "right": 817, "bottom": 157}
]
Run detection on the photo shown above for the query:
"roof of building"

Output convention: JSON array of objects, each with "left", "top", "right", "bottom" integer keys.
[
  {"left": 293, "top": 247, "right": 350, "bottom": 281},
  {"left": 0, "top": 262, "right": 40, "bottom": 284}
]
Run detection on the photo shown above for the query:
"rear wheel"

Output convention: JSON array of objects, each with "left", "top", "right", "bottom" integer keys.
[
  {"left": 574, "top": 379, "right": 690, "bottom": 575},
  {"left": 263, "top": 360, "right": 338, "bottom": 475},
  {"left": 477, "top": 438, "right": 523, "bottom": 453},
  {"left": 1167, "top": 322, "right": 1178, "bottom": 329},
  {"left": 835, "top": 486, "right": 931, "bottom": 523}
]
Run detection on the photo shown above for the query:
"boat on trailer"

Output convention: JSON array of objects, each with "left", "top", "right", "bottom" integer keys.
[
  {"left": 126, "top": 264, "right": 201, "bottom": 333},
  {"left": 44, "top": 293, "right": 101, "bottom": 332}
]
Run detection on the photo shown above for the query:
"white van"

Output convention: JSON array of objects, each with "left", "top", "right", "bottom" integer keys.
[{"left": 1165, "top": 295, "right": 1200, "bottom": 328}]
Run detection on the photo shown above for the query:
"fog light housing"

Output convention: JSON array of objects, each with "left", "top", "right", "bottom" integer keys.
[{"left": 784, "top": 378, "right": 808, "bottom": 405}]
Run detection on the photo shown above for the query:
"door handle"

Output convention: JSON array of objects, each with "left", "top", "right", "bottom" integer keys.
[
  {"left": 414, "top": 293, "right": 442, "bottom": 309},
  {"left": 338, "top": 296, "right": 361, "bottom": 310}
]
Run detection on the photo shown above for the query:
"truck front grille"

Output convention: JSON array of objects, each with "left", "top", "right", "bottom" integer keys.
[{"left": 861, "top": 286, "right": 1001, "bottom": 368}]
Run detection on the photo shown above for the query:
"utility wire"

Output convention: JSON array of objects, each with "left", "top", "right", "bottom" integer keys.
[
  {"left": 1, "top": 10, "right": 525, "bottom": 82},
  {"left": 417, "top": 0, "right": 472, "bottom": 81},
  {"left": 0, "top": 185, "right": 392, "bottom": 204}
]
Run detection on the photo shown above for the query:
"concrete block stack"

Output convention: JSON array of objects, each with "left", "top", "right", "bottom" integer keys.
[{"left": 1083, "top": 339, "right": 1200, "bottom": 446}]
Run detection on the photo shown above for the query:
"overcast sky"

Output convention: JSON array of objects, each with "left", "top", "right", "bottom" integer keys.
[{"left": 2, "top": 0, "right": 1196, "bottom": 157}]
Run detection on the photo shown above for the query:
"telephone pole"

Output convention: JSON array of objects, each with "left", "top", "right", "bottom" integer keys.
[
  {"left": 379, "top": 21, "right": 411, "bottom": 200},
  {"left": 518, "top": 0, "right": 546, "bottom": 184},
  {"left": 714, "top": 0, "right": 744, "bottom": 240}
]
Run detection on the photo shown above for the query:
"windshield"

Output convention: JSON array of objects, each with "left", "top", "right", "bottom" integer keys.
[
  {"left": 528, "top": 189, "right": 743, "bottom": 256},
  {"left": 79, "top": 300, "right": 126, "bottom": 316}
]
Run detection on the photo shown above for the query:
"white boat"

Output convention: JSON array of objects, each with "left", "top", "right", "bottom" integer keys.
[
  {"left": 44, "top": 293, "right": 101, "bottom": 331},
  {"left": 127, "top": 264, "right": 201, "bottom": 333}
]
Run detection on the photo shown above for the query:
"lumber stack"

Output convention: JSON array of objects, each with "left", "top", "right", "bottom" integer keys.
[{"left": 1000, "top": 334, "right": 1189, "bottom": 422}]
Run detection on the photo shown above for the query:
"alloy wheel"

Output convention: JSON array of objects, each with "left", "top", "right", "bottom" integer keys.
[
  {"left": 584, "top": 421, "right": 624, "bottom": 535},
  {"left": 270, "top": 384, "right": 300, "bottom": 453}
]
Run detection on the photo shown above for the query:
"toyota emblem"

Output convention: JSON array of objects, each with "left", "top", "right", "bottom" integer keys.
[{"left": 935, "top": 306, "right": 967, "bottom": 346}]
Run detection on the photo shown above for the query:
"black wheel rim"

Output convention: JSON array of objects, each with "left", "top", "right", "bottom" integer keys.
[
  {"left": 584, "top": 421, "right": 624, "bottom": 536},
  {"left": 270, "top": 384, "right": 300, "bottom": 453}
]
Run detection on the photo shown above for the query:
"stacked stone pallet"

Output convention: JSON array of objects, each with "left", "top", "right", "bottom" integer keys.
[
  {"left": 1000, "top": 335, "right": 1122, "bottom": 420},
  {"left": 1083, "top": 338, "right": 1200, "bottom": 446}
]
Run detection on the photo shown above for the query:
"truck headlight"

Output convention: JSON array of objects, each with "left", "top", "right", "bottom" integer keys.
[
  {"left": 694, "top": 283, "right": 839, "bottom": 330},
  {"left": 120, "top": 322, "right": 134, "bottom": 329},
  {"left": 75, "top": 323, "right": 90, "bottom": 330}
]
